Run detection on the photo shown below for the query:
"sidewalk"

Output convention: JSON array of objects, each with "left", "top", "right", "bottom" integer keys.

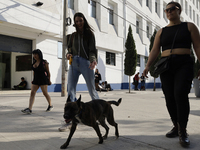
[{"left": 0, "top": 89, "right": 200, "bottom": 150}]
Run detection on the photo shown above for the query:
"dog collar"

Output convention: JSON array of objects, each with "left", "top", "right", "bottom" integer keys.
[{"left": 75, "top": 109, "right": 82, "bottom": 123}]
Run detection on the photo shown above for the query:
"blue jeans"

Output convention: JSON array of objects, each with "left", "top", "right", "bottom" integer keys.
[{"left": 67, "top": 56, "right": 99, "bottom": 102}]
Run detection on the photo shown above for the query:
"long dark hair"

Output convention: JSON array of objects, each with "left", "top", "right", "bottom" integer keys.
[
  {"left": 167, "top": 1, "right": 182, "bottom": 13},
  {"left": 73, "top": 12, "right": 94, "bottom": 36},
  {"left": 32, "top": 49, "right": 44, "bottom": 63}
]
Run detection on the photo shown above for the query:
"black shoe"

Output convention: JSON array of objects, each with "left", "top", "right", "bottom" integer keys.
[
  {"left": 46, "top": 105, "right": 53, "bottom": 112},
  {"left": 21, "top": 108, "right": 32, "bottom": 114},
  {"left": 166, "top": 127, "right": 178, "bottom": 138},
  {"left": 178, "top": 124, "right": 190, "bottom": 147}
]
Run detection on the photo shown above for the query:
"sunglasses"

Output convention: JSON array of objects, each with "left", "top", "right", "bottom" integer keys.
[{"left": 164, "top": 6, "right": 179, "bottom": 13}]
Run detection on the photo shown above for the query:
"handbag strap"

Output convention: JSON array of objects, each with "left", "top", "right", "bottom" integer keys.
[{"left": 170, "top": 24, "right": 181, "bottom": 53}]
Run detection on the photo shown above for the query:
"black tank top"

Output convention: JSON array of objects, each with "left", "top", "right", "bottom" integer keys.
[
  {"left": 32, "top": 60, "right": 49, "bottom": 85},
  {"left": 160, "top": 22, "right": 192, "bottom": 51}
]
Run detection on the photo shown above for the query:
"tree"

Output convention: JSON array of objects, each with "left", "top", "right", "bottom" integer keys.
[
  {"left": 124, "top": 25, "right": 137, "bottom": 93},
  {"left": 149, "top": 29, "right": 161, "bottom": 91}
]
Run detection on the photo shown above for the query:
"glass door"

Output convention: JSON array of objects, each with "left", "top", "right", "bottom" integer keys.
[{"left": 0, "top": 51, "right": 11, "bottom": 90}]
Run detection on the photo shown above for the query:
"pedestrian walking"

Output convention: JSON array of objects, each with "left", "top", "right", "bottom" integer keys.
[
  {"left": 21, "top": 49, "right": 53, "bottom": 114},
  {"left": 140, "top": 73, "right": 147, "bottom": 91},
  {"left": 143, "top": 1, "right": 200, "bottom": 147},
  {"left": 133, "top": 72, "right": 139, "bottom": 90},
  {"left": 59, "top": 12, "right": 99, "bottom": 131}
]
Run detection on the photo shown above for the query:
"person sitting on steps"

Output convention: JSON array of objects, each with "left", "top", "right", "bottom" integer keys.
[{"left": 12, "top": 77, "right": 27, "bottom": 90}]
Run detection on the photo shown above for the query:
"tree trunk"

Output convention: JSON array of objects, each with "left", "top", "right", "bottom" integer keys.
[
  {"left": 129, "top": 76, "right": 131, "bottom": 93},
  {"left": 153, "top": 77, "right": 156, "bottom": 91}
]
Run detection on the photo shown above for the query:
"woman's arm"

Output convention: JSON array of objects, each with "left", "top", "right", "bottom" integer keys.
[
  {"left": 188, "top": 22, "right": 200, "bottom": 60},
  {"left": 143, "top": 29, "right": 162, "bottom": 77},
  {"left": 88, "top": 32, "right": 97, "bottom": 70},
  {"left": 88, "top": 33, "right": 97, "bottom": 62},
  {"left": 45, "top": 61, "right": 51, "bottom": 84},
  {"left": 188, "top": 22, "right": 200, "bottom": 78}
]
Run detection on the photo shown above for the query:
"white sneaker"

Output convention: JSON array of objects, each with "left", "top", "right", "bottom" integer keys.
[{"left": 58, "top": 122, "right": 72, "bottom": 132}]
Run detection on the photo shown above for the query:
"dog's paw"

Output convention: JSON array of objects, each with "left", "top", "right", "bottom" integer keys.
[
  {"left": 115, "top": 133, "right": 119, "bottom": 138},
  {"left": 98, "top": 138, "right": 103, "bottom": 144},
  {"left": 103, "top": 135, "right": 107, "bottom": 140},
  {"left": 60, "top": 143, "right": 68, "bottom": 149}
]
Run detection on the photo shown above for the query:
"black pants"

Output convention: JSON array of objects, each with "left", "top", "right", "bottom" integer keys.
[
  {"left": 134, "top": 81, "right": 139, "bottom": 90},
  {"left": 160, "top": 55, "right": 194, "bottom": 128}
]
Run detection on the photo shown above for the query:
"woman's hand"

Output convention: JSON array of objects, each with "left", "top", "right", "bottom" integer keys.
[
  {"left": 66, "top": 54, "right": 72, "bottom": 60},
  {"left": 143, "top": 66, "right": 149, "bottom": 78},
  {"left": 89, "top": 61, "right": 97, "bottom": 70}
]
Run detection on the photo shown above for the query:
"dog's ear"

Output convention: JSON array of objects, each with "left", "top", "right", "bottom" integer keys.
[
  {"left": 66, "top": 95, "right": 71, "bottom": 103},
  {"left": 76, "top": 95, "right": 82, "bottom": 108}
]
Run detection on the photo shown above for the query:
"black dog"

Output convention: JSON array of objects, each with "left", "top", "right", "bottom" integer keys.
[{"left": 60, "top": 95, "right": 122, "bottom": 149}]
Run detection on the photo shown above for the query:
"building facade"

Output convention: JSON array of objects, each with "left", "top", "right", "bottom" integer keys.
[{"left": 0, "top": 0, "right": 199, "bottom": 91}]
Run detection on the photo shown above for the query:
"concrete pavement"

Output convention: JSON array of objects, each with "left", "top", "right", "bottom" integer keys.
[{"left": 0, "top": 89, "right": 200, "bottom": 150}]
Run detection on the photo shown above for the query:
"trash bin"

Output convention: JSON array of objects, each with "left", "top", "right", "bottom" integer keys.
[{"left": 193, "top": 78, "right": 200, "bottom": 97}]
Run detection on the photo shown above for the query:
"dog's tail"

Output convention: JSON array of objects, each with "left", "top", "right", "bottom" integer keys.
[{"left": 107, "top": 98, "right": 122, "bottom": 106}]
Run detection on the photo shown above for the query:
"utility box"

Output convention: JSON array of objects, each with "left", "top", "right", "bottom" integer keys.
[{"left": 193, "top": 78, "right": 200, "bottom": 97}]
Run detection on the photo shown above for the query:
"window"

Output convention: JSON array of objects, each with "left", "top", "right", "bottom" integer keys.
[
  {"left": 108, "top": 9, "right": 113, "bottom": 24},
  {"left": 197, "top": 0, "right": 199, "bottom": 9},
  {"left": 193, "top": 10, "right": 195, "bottom": 22},
  {"left": 197, "top": 14, "right": 199, "bottom": 26},
  {"left": 57, "top": 41, "right": 62, "bottom": 59},
  {"left": 16, "top": 55, "right": 32, "bottom": 71},
  {"left": 146, "top": 0, "right": 152, "bottom": 11},
  {"left": 146, "top": 22, "right": 152, "bottom": 39},
  {"left": 136, "top": 20, "right": 139, "bottom": 34},
  {"left": 189, "top": 6, "right": 192, "bottom": 19},
  {"left": 147, "top": 24, "right": 149, "bottom": 38},
  {"left": 106, "top": 52, "right": 115, "bottom": 66},
  {"left": 138, "top": 0, "right": 142, "bottom": 6},
  {"left": 155, "top": 0, "right": 160, "bottom": 17},
  {"left": 163, "top": 2, "right": 167, "bottom": 21},
  {"left": 136, "top": 15, "right": 143, "bottom": 39},
  {"left": 68, "top": 0, "right": 74, "bottom": 9},
  {"left": 155, "top": 0, "right": 158, "bottom": 13},
  {"left": 108, "top": 3, "right": 114, "bottom": 25},
  {"left": 185, "top": 1, "right": 188, "bottom": 15},
  {"left": 88, "top": 0, "right": 96, "bottom": 18},
  {"left": 137, "top": 55, "right": 140, "bottom": 67},
  {"left": 180, "top": 0, "right": 183, "bottom": 11},
  {"left": 146, "top": 0, "right": 149, "bottom": 7},
  {"left": 144, "top": 56, "right": 148, "bottom": 66}
]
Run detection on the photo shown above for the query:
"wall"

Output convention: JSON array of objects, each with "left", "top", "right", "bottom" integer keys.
[{"left": 11, "top": 52, "right": 32, "bottom": 89}]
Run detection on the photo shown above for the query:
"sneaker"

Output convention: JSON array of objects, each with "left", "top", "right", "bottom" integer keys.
[
  {"left": 21, "top": 108, "right": 32, "bottom": 114},
  {"left": 58, "top": 122, "right": 72, "bottom": 132},
  {"left": 46, "top": 105, "right": 53, "bottom": 112}
]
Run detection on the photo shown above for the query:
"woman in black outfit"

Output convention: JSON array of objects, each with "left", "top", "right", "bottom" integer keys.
[
  {"left": 143, "top": 1, "right": 200, "bottom": 147},
  {"left": 21, "top": 49, "right": 53, "bottom": 114}
]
